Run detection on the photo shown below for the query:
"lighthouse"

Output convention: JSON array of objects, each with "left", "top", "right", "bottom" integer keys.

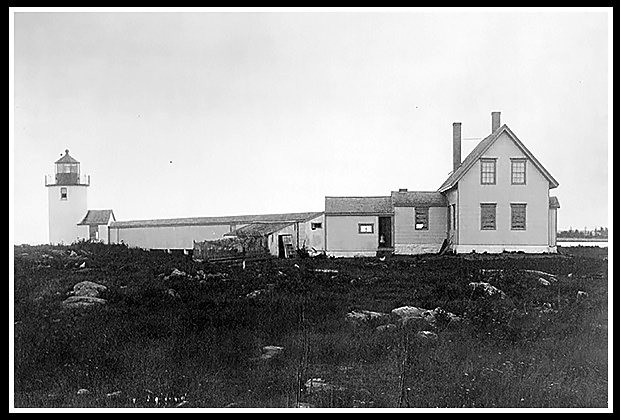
[{"left": 46, "top": 149, "right": 90, "bottom": 244}]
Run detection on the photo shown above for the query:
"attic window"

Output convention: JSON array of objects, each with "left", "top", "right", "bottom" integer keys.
[
  {"left": 480, "top": 159, "right": 497, "bottom": 185},
  {"left": 311, "top": 222, "right": 322, "bottom": 230},
  {"left": 415, "top": 207, "right": 429, "bottom": 230},
  {"left": 60, "top": 187, "right": 67, "bottom": 200},
  {"left": 511, "top": 159, "right": 526, "bottom": 185},
  {"left": 358, "top": 223, "right": 374, "bottom": 234}
]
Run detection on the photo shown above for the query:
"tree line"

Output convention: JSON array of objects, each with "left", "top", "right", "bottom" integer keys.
[{"left": 557, "top": 226, "right": 608, "bottom": 239}]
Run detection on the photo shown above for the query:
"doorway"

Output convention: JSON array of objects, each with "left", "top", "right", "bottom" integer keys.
[
  {"left": 378, "top": 216, "right": 392, "bottom": 248},
  {"left": 278, "top": 234, "right": 295, "bottom": 258}
]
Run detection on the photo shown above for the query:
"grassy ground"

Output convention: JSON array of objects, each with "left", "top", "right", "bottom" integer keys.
[{"left": 12, "top": 242, "right": 608, "bottom": 409}]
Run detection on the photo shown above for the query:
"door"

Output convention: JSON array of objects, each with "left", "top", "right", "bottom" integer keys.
[{"left": 378, "top": 216, "right": 392, "bottom": 248}]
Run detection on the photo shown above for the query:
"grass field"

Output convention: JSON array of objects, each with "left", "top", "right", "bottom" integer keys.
[{"left": 12, "top": 242, "right": 609, "bottom": 409}]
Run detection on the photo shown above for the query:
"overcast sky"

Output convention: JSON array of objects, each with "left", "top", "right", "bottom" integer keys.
[{"left": 10, "top": 8, "right": 611, "bottom": 245}]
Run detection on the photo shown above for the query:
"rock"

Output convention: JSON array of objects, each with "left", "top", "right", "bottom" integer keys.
[
  {"left": 62, "top": 295, "right": 107, "bottom": 308},
  {"left": 167, "top": 288, "right": 181, "bottom": 299},
  {"left": 175, "top": 400, "right": 190, "bottom": 408},
  {"left": 168, "top": 268, "right": 187, "bottom": 278},
  {"left": 77, "top": 388, "right": 90, "bottom": 395},
  {"left": 106, "top": 391, "right": 122, "bottom": 398},
  {"left": 522, "top": 269, "right": 557, "bottom": 282},
  {"left": 577, "top": 290, "right": 588, "bottom": 298},
  {"left": 429, "top": 307, "right": 461, "bottom": 323},
  {"left": 296, "top": 402, "right": 316, "bottom": 408},
  {"left": 312, "top": 268, "right": 338, "bottom": 273},
  {"left": 260, "top": 345, "right": 284, "bottom": 360},
  {"left": 205, "top": 272, "right": 228, "bottom": 280},
  {"left": 68, "top": 281, "right": 107, "bottom": 298},
  {"left": 391, "top": 306, "right": 427, "bottom": 320},
  {"left": 346, "top": 309, "right": 390, "bottom": 326},
  {"left": 539, "top": 277, "right": 551, "bottom": 286},
  {"left": 246, "top": 289, "right": 266, "bottom": 299},
  {"left": 376, "top": 323, "right": 397, "bottom": 332},
  {"left": 305, "top": 378, "right": 345, "bottom": 392},
  {"left": 468, "top": 282, "right": 506, "bottom": 299},
  {"left": 415, "top": 330, "right": 438, "bottom": 341}
]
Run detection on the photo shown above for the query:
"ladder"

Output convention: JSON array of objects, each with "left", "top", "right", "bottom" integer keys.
[{"left": 281, "top": 235, "right": 297, "bottom": 258}]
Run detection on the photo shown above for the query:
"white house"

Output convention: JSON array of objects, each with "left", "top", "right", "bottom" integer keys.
[
  {"left": 438, "top": 112, "right": 560, "bottom": 253},
  {"left": 324, "top": 112, "right": 560, "bottom": 256}
]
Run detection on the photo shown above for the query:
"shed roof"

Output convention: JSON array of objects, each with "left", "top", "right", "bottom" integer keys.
[
  {"left": 78, "top": 210, "right": 115, "bottom": 226},
  {"left": 391, "top": 191, "right": 447, "bottom": 207},
  {"left": 325, "top": 196, "right": 393, "bottom": 215},
  {"left": 109, "top": 211, "right": 323, "bottom": 229},
  {"left": 55, "top": 149, "right": 80, "bottom": 164},
  {"left": 438, "top": 125, "right": 559, "bottom": 192},
  {"left": 224, "top": 221, "right": 294, "bottom": 238}
]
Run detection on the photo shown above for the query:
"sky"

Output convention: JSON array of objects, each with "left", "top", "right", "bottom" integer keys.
[{"left": 10, "top": 8, "right": 611, "bottom": 245}]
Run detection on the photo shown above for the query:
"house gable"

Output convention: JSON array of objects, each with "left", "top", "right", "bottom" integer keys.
[{"left": 438, "top": 125, "right": 559, "bottom": 193}]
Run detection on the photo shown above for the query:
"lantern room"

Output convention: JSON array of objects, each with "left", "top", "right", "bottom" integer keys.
[{"left": 49, "top": 149, "right": 90, "bottom": 186}]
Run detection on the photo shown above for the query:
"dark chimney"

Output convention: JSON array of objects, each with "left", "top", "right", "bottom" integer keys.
[
  {"left": 491, "top": 111, "right": 501, "bottom": 132},
  {"left": 453, "top": 122, "right": 462, "bottom": 172}
]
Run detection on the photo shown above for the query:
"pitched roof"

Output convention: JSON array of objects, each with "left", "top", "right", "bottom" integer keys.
[
  {"left": 549, "top": 196, "right": 560, "bottom": 209},
  {"left": 55, "top": 150, "right": 80, "bottom": 164},
  {"left": 391, "top": 191, "right": 448, "bottom": 207},
  {"left": 223, "top": 221, "right": 295, "bottom": 238},
  {"left": 78, "top": 210, "right": 115, "bottom": 226},
  {"left": 438, "top": 125, "right": 559, "bottom": 192},
  {"left": 325, "top": 196, "right": 393, "bottom": 215},
  {"left": 109, "top": 211, "right": 323, "bottom": 229}
]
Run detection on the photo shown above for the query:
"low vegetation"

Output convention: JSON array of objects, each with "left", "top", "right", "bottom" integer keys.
[{"left": 12, "top": 242, "right": 608, "bottom": 408}]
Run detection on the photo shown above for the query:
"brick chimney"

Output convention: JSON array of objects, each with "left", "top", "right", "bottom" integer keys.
[
  {"left": 453, "top": 122, "right": 462, "bottom": 172},
  {"left": 491, "top": 111, "right": 501, "bottom": 132}
]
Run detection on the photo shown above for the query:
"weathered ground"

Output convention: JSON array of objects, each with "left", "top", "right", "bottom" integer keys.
[{"left": 12, "top": 242, "right": 608, "bottom": 408}]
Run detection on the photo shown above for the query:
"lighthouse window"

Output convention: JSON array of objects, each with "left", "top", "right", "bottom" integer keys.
[{"left": 60, "top": 187, "right": 67, "bottom": 200}]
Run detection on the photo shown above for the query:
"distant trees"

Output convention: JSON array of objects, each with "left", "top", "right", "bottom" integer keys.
[{"left": 557, "top": 226, "right": 608, "bottom": 239}]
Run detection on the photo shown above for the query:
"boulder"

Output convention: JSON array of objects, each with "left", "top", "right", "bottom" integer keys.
[
  {"left": 415, "top": 330, "right": 438, "bottom": 341},
  {"left": 345, "top": 309, "right": 390, "bottom": 326},
  {"left": 68, "top": 281, "right": 107, "bottom": 298},
  {"left": 468, "top": 282, "right": 506, "bottom": 299},
  {"left": 391, "top": 306, "right": 427, "bottom": 320},
  {"left": 260, "top": 345, "right": 284, "bottom": 360},
  {"left": 62, "top": 295, "right": 107, "bottom": 308},
  {"left": 305, "top": 378, "right": 345, "bottom": 392}
]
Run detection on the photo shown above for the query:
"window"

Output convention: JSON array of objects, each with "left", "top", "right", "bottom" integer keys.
[
  {"left": 415, "top": 207, "right": 429, "bottom": 230},
  {"left": 480, "top": 159, "right": 497, "bottom": 184},
  {"left": 60, "top": 187, "right": 67, "bottom": 200},
  {"left": 358, "top": 223, "right": 374, "bottom": 234},
  {"left": 480, "top": 203, "right": 496, "bottom": 230},
  {"left": 511, "top": 204, "right": 527, "bottom": 230},
  {"left": 311, "top": 222, "right": 322, "bottom": 230},
  {"left": 511, "top": 159, "right": 526, "bottom": 185}
]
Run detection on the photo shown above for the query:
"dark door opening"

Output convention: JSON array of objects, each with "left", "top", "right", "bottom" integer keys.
[
  {"left": 278, "top": 234, "right": 295, "bottom": 258},
  {"left": 378, "top": 216, "right": 392, "bottom": 248}
]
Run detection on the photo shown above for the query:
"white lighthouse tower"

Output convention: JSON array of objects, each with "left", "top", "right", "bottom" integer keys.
[{"left": 46, "top": 149, "right": 90, "bottom": 244}]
